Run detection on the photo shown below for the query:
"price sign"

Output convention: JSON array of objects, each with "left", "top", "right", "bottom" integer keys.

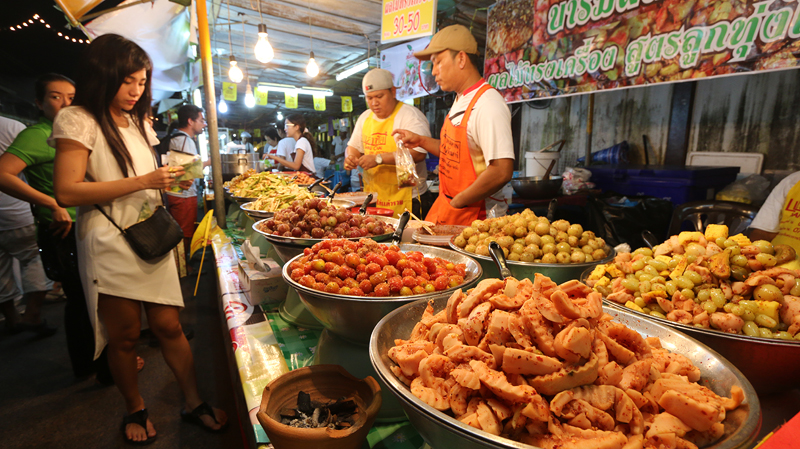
[
  {"left": 381, "top": 0, "right": 436, "bottom": 44},
  {"left": 313, "top": 94, "right": 326, "bottom": 111},
  {"left": 255, "top": 89, "right": 268, "bottom": 106},
  {"left": 341, "top": 96, "right": 353, "bottom": 112},
  {"left": 285, "top": 91, "right": 298, "bottom": 109},
  {"left": 222, "top": 82, "right": 237, "bottom": 101}
]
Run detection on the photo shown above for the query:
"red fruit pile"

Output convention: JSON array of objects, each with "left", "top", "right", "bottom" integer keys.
[
  {"left": 287, "top": 239, "right": 468, "bottom": 297},
  {"left": 257, "top": 197, "right": 393, "bottom": 239}
]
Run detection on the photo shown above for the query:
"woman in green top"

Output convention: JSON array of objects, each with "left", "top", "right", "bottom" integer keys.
[{"left": 0, "top": 73, "right": 110, "bottom": 381}]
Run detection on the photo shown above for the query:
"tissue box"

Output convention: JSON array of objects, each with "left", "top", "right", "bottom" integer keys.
[{"left": 237, "top": 258, "right": 288, "bottom": 311}]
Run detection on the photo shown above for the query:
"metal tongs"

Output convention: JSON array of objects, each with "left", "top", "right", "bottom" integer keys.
[
  {"left": 390, "top": 211, "right": 410, "bottom": 246},
  {"left": 307, "top": 174, "right": 334, "bottom": 193},
  {"left": 359, "top": 194, "right": 374, "bottom": 215},
  {"left": 326, "top": 182, "right": 342, "bottom": 204},
  {"left": 489, "top": 241, "right": 513, "bottom": 280}
]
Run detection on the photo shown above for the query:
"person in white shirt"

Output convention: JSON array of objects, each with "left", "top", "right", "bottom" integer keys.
[
  {"left": 267, "top": 113, "right": 316, "bottom": 175},
  {"left": 165, "top": 105, "right": 208, "bottom": 251},
  {"left": 0, "top": 116, "right": 55, "bottom": 335},
  {"left": 393, "top": 25, "right": 514, "bottom": 225},
  {"left": 345, "top": 69, "right": 432, "bottom": 217}
]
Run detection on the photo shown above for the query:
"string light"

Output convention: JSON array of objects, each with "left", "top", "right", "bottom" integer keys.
[
  {"left": 306, "top": 4, "right": 319, "bottom": 77},
  {"left": 254, "top": 0, "right": 273, "bottom": 63},
  {"left": 4, "top": 13, "right": 88, "bottom": 44},
  {"left": 213, "top": 24, "right": 228, "bottom": 114},
  {"left": 225, "top": 0, "right": 243, "bottom": 83},
  {"left": 240, "top": 13, "right": 255, "bottom": 108}
]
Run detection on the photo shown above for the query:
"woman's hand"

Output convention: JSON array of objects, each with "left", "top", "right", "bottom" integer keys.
[
  {"left": 142, "top": 166, "right": 185, "bottom": 190},
  {"left": 49, "top": 206, "right": 73, "bottom": 239},
  {"left": 178, "top": 180, "right": 193, "bottom": 190}
]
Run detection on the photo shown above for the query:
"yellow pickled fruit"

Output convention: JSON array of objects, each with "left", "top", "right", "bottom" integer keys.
[
  {"left": 753, "top": 284, "right": 783, "bottom": 302},
  {"left": 752, "top": 240, "right": 774, "bottom": 255}
]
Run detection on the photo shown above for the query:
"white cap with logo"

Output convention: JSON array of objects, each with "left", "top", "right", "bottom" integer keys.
[{"left": 362, "top": 68, "right": 395, "bottom": 95}]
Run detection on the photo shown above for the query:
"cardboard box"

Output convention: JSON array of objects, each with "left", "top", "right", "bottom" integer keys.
[{"left": 237, "top": 258, "right": 288, "bottom": 311}]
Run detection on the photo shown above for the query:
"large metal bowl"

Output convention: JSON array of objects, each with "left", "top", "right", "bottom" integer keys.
[
  {"left": 370, "top": 299, "right": 761, "bottom": 449},
  {"left": 449, "top": 236, "right": 615, "bottom": 284},
  {"left": 580, "top": 267, "right": 800, "bottom": 395},
  {"left": 282, "top": 244, "right": 482, "bottom": 345},
  {"left": 253, "top": 215, "right": 399, "bottom": 263},
  {"left": 510, "top": 176, "right": 563, "bottom": 199},
  {"left": 240, "top": 201, "right": 274, "bottom": 220}
]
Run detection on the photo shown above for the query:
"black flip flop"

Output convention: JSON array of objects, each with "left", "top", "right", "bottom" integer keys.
[
  {"left": 180, "top": 402, "right": 228, "bottom": 433},
  {"left": 121, "top": 408, "right": 157, "bottom": 446}
]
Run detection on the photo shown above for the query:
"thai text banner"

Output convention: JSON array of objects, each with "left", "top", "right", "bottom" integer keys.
[{"left": 484, "top": 0, "right": 800, "bottom": 102}]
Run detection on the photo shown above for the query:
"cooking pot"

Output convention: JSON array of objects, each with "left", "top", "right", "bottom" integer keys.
[
  {"left": 221, "top": 152, "right": 263, "bottom": 181},
  {"left": 510, "top": 176, "right": 563, "bottom": 199}
]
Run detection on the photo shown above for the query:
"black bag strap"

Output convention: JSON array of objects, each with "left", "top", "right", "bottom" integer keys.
[{"left": 94, "top": 204, "right": 127, "bottom": 235}]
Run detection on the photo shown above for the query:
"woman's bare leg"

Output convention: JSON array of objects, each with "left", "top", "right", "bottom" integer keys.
[
  {"left": 97, "top": 294, "right": 155, "bottom": 442},
  {"left": 144, "top": 302, "right": 226, "bottom": 429}
]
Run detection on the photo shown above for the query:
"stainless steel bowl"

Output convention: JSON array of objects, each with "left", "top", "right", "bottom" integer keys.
[
  {"left": 449, "top": 236, "right": 615, "bottom": 284},
  {"left": 370, "top": 299, "right": 761, "bottom": 449},
  {"left": 580, "top": 267, "right": 800, "bottom": 395},
  {"left": 240, "top": 201, "right": 275, "bottom": 220},
  {"left": 282, "top": 244, "right": 482, "bottom": 345},
  {"left": 253, "top": 215, "right": 400, "bottom": 263},
  {"left": 510, "top": 176, "right": 563, "bottom": 199},
  {"left": 230, "top": 194, "right": 258, "bottom": 204}
]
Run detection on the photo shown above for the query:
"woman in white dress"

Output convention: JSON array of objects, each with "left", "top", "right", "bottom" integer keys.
[{"left": 52, "top": 34, "right": 226, "bottom": 444}]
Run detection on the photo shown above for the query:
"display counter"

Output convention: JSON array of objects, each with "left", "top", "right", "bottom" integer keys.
[{"left": 212, "top": 205, "right": 799, "bottom": 449}]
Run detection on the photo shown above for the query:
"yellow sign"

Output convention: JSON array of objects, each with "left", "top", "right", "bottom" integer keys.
[
  {"left": 381, "top": 0, "right": 437, "bottom": 43},
  {"left": 222, "top": 82, "right": 237, "bottom": 101},
  {"left": 341, "top": 96, "right": 353, "bottom": 112},
  {"left": 313, "top": 94, "right": 326, "bottom": 111},
  {"left": 255, "top": 89, "right": 268, "bottom": 106},
  {"left": 285, "top": 92, "right": 298, "bottom": 109},
  {"left": 254, "top": 129, "right": 261, "bottom": 138}
]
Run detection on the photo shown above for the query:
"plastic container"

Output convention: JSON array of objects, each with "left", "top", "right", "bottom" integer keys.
[
  {"left": 412, "top": 225, "right": 467, "bottom": 247},
  {"left": 351, "top": 207, "right": 394, "bottom": 217},
  {"left": 524, "top": 151, "right": 560, "bottom": 177},
  {"left": 588, "top": 165, "right": 740, "bottom": 205}
]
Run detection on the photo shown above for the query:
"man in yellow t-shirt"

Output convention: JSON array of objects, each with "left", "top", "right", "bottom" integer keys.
[
  {"left": 749, "top": 172, "right": 800, "bottom": 269},
  {"left": 344, "top": 69, "right": 433, "bottom": 218}
]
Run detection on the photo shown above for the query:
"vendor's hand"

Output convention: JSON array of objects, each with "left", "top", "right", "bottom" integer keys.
[
  {"left": 357, "top": 154, "right": 379, "bottom": 170},
  {"left": 178, "top": 180, "right": 193, "bottom": 190},
  {"left": 143, "top": 166, "right": 185, "bottom": 190},
  {"left": 344, "top": 154, "right": 359, "bottom": 170},
  {"left": 392, "top": 129, "right": 422, "bottom": 149},
  {"left": 49, "top": 206, "right": 73, "bottom": 239}
]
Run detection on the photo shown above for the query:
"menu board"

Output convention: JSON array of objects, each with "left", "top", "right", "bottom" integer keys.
[
  {"left": 484, "top": 0, "right": 800, "bottom": 102},
  {"left": 381, "top": 0, "right": 437, "bottom": 43},
  {"left": 380, "top": 36, "right": 438, "bottom": 101}
]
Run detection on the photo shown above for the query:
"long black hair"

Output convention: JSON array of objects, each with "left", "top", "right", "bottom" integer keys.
[
  {"left": 72, "top": 34, "right": 153, "bottom": 177},
  {"left": 285, "top": 113, "right": 317, "bottom": 155}
]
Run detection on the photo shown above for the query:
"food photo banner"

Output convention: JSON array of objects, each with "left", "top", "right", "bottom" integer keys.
[{"left": 484, "top": 0, "right": 800, "bottom": 102}]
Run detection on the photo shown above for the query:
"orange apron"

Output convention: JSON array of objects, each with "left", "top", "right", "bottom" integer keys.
[
  {"left": 361, "top": 102, "right": 412, "bottom": 218},
  {"left": 426, "top": 84, "right": 492, "bottom": 226}
]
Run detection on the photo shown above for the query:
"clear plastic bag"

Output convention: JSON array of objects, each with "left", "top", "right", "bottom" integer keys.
[
  {"left": 395, "top": 140, "right": 421, "bottom": 188},
  {"left": 562, "top": 167, "right": 595, "bottom": 195},
  {"left": 716, "top": 174, "right": 770, "bottom": 205}
]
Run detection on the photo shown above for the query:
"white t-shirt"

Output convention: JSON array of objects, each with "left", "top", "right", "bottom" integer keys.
[
  {"left": 332, "top": 135, "right": 345, "bottom": 156},
  {"left": 166, "top": 131, "right": 197, "bottom": 198},
  {"left": 447, "top": 81, "right": 515, "bottom": 215},
  {"left": 350, "top": 103, "right": 430, "bottom": 196},
  {"left": 0, "top": 117, "right": 34, "bottom": 231},
  {"left": 293, "top": 136, "right": 316, "bottom": 174},
  {"left": 750, "top": 172, "right": 800, "bottom": 232}
]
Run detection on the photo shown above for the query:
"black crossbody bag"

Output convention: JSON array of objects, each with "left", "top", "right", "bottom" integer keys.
[{"left": 93, "top": 137, "right": 184, "bottom": 261}]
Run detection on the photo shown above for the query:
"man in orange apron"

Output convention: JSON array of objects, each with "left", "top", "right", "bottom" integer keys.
[
  {"left": 393, "top": 25, "right": 515, "bottom": 226},
  {"left": 750, "top": 172, "right": 800, "bottom": 269},
  {"left": 344, "top": 69, "right": 434, "bottom": 218}
]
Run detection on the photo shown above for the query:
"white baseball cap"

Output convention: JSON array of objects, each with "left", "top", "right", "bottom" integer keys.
[{"left": 362, "top": 68, "right": 394, "bottom": 94}]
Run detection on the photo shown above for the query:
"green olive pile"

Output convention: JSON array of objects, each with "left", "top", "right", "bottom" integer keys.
[{"left": 452, "top": 209, "right": 607, "bottom": 263}]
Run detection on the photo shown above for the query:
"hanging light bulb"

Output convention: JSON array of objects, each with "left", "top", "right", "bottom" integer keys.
[
  {"left": 245, "top": 82, "right": 255, "bottom": 108},
  {"left": 306, "top": 51, "right": 319, "bottom": 77},
  {"left": 228, "top": 55, "right": 243, "bottom": 83},
  {"left": 254, "top": 23, "right": 274, "bottom": 63},
  {"left": 218, "top": 98, "right": 228, "bottom": 114},
  {"left": 277, "top": 111, "right": 283, "bottom": 121}
]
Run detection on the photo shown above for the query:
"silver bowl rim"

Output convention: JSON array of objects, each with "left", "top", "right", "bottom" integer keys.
[
  {"left": 579, "top": 267, "right": 800, "bottom": 348},
  {"left": 510, "top": 176, "right": 563, "bottom": 183},
  {"left": 369, "top": 301, "right": 762, "bottom": 449},
  {"left": 252, "top": 215, "right": 399, "bottom": 246},
  {"left": 281, "top": 243, "right": 483, "bottom": 303},
  {"left": 448, "top": 235, "right": 616, "bottom": 269}
]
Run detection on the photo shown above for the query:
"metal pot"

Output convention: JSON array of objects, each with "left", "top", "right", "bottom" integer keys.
[
  {"left": 510, "top": 176, "right": 563, "bottom": 199},
  {"left": 221, "top": 153, "right": 263, "bottom": 181}
]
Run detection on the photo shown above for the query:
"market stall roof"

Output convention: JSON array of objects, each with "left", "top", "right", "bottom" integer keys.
[{"left": 203, "top": 0, "right": 494, "bottom": 125}]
